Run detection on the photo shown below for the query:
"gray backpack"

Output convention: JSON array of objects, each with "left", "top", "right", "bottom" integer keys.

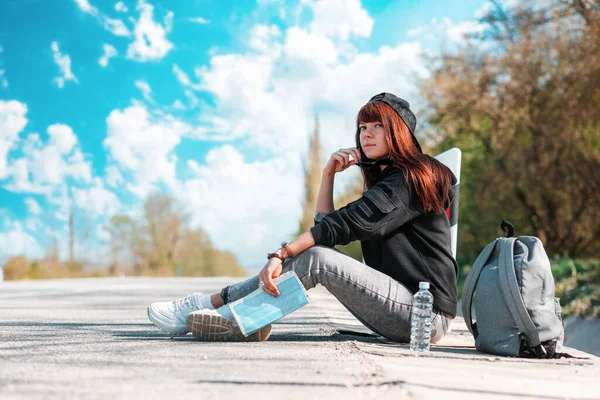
[{"left": 461, "top": 221, "right": 565, "bottom": 358}]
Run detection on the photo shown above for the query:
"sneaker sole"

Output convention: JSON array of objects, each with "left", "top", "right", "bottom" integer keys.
[{"left": 186, "top": 312, "right": 271, "bottom": 342}]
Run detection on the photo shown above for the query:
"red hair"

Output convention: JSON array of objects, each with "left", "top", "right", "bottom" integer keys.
[{"left": 355, "top": 101, "right": 453, "bottom": 214}]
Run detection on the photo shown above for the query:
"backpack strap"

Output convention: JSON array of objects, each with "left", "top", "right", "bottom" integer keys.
[
  {"left": 498, "top": 237, "right": 546, "bottom": 356},
  {"left": 461, "top": 240, "right": 498, "bottom": 339}
]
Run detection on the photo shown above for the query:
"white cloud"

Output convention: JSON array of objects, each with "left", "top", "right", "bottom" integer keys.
[
  {"left": 65, "top": 149, "right": 92, "bottom": 182},
  {"left": 5, "top": 158, "right": 49, "bottom": 194},
  {"left": 99, "top": 44, "right": 118, "bottom": 67},
  {"left": 27, "top": 130, "right": 90, "bottom": 186},
  {"left": 0, "top": 69, "right": 8, "bottom": 88},
  {"left": 446, "top": 20, "right": 486, "bottom": 42},
  {"left": 24, "top": 217, "right": 43, "bottom": 232},
  {"left": 47, "top": 124, "right": 77, "bottom": 154},
  {"left": 193, "top": 21, "right": 426, "bottom": 155},
  {"left": 46, "top": 185, "right": 72, "bottom": 222},
  {"left": 188, "top": 17, "right": 210, "bottom": 24},
  {"left": 194, "top": 52, "right": 289, "bottom": 146},
  {"left": 73, "top": 0, "right": 131, "bottom": 37},
  {"left": 179, "top": 145, "right": 303, "bottom": 267},
  {"left": 72, "top": 177, "right": 120, "bottom": 216},
  {"left": 184, "top": 90, "right": 199, "bottom": 109},
  {"left": 103, "top": 18, "right": 131, "bottom": 37},
  {"left": 134, "top": 80, "right": 153, "bottom": 102},
  {"left": 406, "top": 17, "right": 486, "bottom": 44},
  {"left": 164, "top": 11, "right": 174, "bottom": 33},
  {"left": 407, "top": 26, "right": 426, "bottom": 37},
  {"left": 475, "top": 2, "right": 495, "bottom": 18},
  {"left": 126, "top": 0, "right": 173, "bottom": 62},
  {"left": 0, "top": 46, "right": 6, "bottom": 87},
  {"left": 51, "top": 41, "right": 78, "bottom": 88},
  {"left": 257, "top": 0, "right": 287, "bottom": 19},
  {"left": 0, "top": 45, "right": 5, "bottom": 87},
  {"left": 172, "top": 64, "right": 191, "bottom": 86},
  {"left": 0, "top": 100, "right": 28, "bottom": 180},
  {"left": 3, "top": 125, "right": 92, "bottom": 193},
  {"left": 105, "top": 165, "right": 125, "bottom": 188},
  {"left": 115, "top": 1, "right": 128, "bottom": 12},
  {"left": 248, "top": 24, "right": 281, "bottom": 52},
  {"left": 320, "top": 42, "right": 427, "bottom": 104},
  {"left": 170, "top": 99, "right": 187, "bottom": 110},
  {"left": 24, "top": 198, "right": 42, "bottom": 215},
  {"left": 0, "top": 220, "right": 44, "bottom": 260},
  {"left": 284, "top": 27, "right": 338, "bottom": 66},
  {"left": 104, "top": 104, "right": 192, "bottom": 198},
  {"left": 73, "top": 0, "right": 98, "bottom": 16},
  {"left": 307, "top": 0, "right": 373, "bottom": 40}
]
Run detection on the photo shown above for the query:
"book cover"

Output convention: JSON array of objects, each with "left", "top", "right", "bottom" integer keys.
[{"left": 229, "top": 271, "right": 309, "bottom": 336}]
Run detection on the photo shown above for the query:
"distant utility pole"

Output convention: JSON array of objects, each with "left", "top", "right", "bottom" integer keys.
[
  {"left": 51, "top": 228, "right": 59, "bottom": 261},
  {"left": 69, "top": 208, "right": 75, "bottom": 263}
]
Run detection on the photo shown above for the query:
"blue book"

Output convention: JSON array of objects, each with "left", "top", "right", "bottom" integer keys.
[{"left": 229, "top": 271, "right": 309, "bottom": 336}]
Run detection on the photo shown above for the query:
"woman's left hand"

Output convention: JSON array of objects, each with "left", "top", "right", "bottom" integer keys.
[{"left": 258, "top": 258, "right": 282, "bottom": 297}]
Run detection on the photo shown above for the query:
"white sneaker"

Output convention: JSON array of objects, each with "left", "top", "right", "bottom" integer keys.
[{"left": 147, "top": 292, "right": 204, "bottom": 335}]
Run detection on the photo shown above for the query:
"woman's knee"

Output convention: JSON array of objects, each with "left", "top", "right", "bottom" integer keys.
[{"left": 282, "top": 245, "right": 336, "bottom": 285}]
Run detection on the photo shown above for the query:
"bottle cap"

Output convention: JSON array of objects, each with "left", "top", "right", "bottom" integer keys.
[{"left": 419, "top": 282, "right": 430, "bottom": 290}]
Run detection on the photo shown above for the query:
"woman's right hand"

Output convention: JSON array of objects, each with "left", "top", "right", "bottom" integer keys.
[{"left": 323, "top": 147, "right": 361, "bottom": 175}]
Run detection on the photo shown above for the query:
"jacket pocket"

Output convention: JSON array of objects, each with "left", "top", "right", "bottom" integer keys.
[
  {"left": 363, "top": 188, "right": 397, "bottom": 215},
  {"left": 351, "top": 187, "right": 405, "bottom": 234}
]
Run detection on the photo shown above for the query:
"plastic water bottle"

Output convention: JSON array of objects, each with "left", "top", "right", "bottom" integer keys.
[{"left": 410, "top": 281, "right": 434, "bottom": 353}]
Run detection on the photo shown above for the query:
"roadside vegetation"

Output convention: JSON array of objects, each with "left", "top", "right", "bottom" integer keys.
[
  {"left": 552, "top": 258, "right": 600, "bottom": 318},
  {"left": 2, "top": 192, "right": 245, "bottom": 280},
  {"left": 423, "top": 0, "right": 600, "bottom": 318}
]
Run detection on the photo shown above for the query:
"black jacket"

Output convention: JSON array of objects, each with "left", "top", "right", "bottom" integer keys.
[{"left": 310, "top": 165, "right": 458, "bottom": 317}]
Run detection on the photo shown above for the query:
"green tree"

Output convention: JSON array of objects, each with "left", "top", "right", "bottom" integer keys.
[
  {"left": 104, "top": 214, "right": 141, "bottom": 275},
  {"left": 104, "top": 192, "right": 246, "bottom": 277},
  {"left": 144, "top": 192, "right": 185, "bottom": 273},
  {"left": 422, "top": 0, "right": 600, "bottom": 261},
  {"left": 175, "top": 228, "right": 245, "bottom": 277}
]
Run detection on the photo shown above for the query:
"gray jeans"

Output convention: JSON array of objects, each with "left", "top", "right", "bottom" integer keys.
[{"left": 220, "top": 245, "right": 452, "bottom": 343}]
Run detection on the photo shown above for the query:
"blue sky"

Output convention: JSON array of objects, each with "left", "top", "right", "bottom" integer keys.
[{"left": 0, "top": 0, "right": 489, "bottom": 272}]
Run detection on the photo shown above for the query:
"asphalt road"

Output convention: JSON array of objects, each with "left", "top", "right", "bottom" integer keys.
[{"left": 1, "top": 277, "right": 599, "bottom": 400}]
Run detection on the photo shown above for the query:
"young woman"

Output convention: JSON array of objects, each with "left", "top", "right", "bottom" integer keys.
[{"left": 148, "top": 92, "right": 458, "bottom": 343}]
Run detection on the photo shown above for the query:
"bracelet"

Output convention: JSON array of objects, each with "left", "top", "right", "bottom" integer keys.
[
  {"left": 281, "top": 241, "right": 295, "bottom": 258},
  {"left": 267, "top": 252, "right": 285, "bottom": 263}
]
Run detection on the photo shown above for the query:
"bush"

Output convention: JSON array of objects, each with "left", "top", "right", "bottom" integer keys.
[
  {"left": 553, "top": 258, "right": 600, "bottom": 318},
  {"left": 2, "top": 256, "right": 30, "bottom": 280}
]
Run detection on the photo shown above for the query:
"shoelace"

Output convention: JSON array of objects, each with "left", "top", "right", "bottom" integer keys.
[{"left": 174, "top": 294, "right": 198, "bottom": 313}]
